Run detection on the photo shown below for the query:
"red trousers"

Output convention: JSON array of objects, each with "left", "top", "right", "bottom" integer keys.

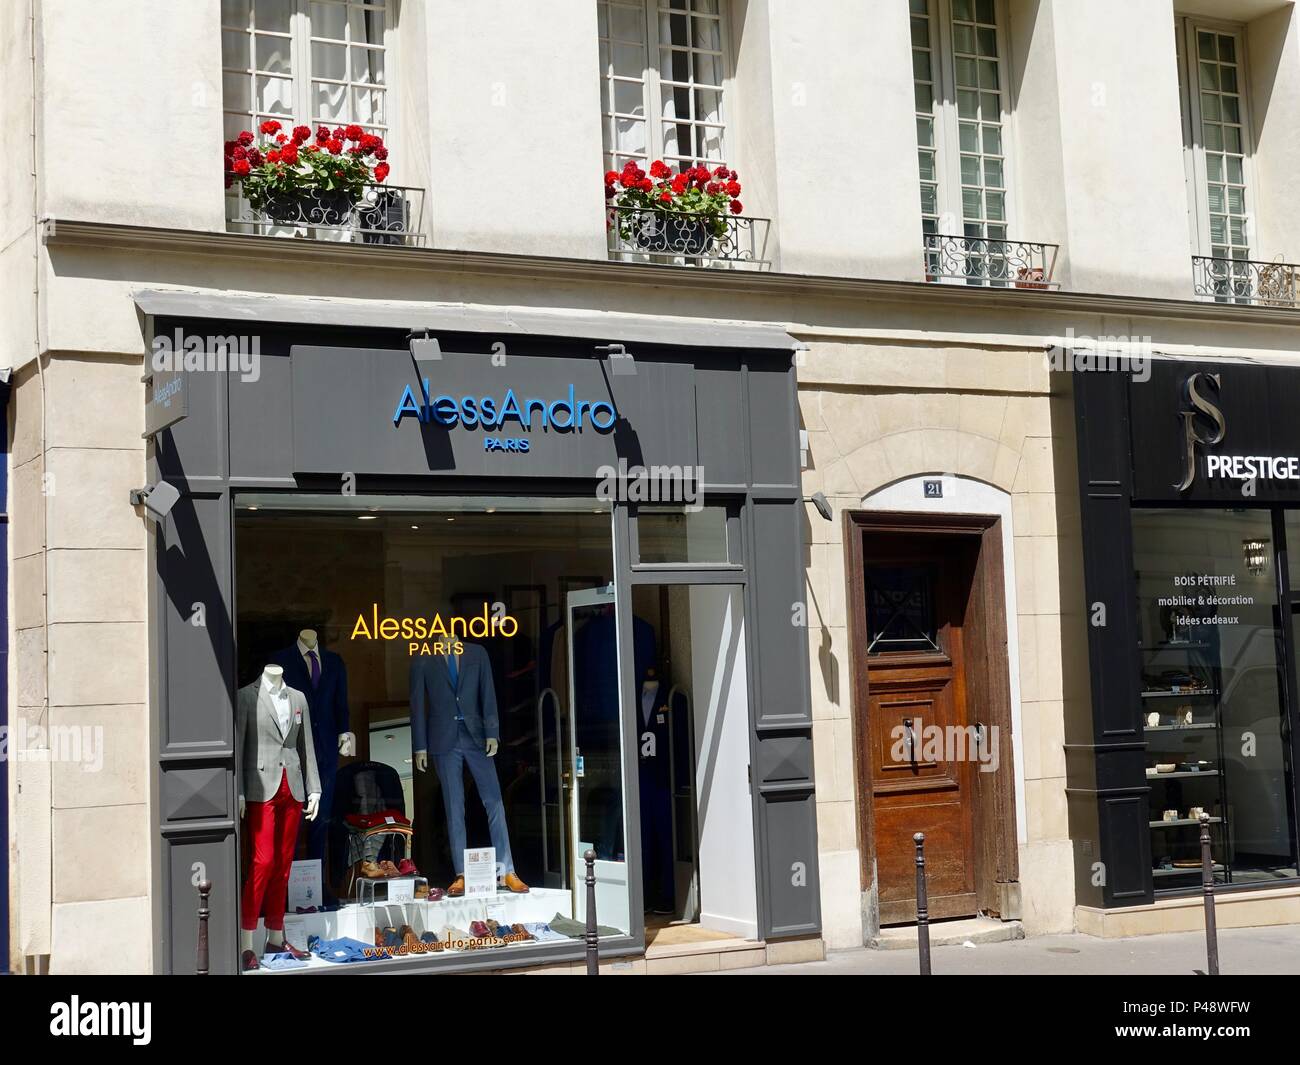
[{"left": 241, "top": 771, "right": 302, "bottom": 933}]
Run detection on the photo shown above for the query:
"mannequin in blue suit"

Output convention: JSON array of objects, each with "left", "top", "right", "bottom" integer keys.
[
  {"left": 270, "top": 631, "right": 353, "bottom": 872},
  {"left": 410, "top": 641, "right": 521, "bottom": 889}
]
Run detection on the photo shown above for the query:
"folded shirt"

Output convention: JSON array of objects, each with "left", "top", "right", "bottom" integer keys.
[
  {"left": 546, "top": 912, "right": 624, "bottom": 938},
  {"left": 521, "top": 922, "right": 572, "bottom": 942},
  {"left": 307, "top": 935, "right": 377, "bottom": 963},
  {"left": 260, "top": 951, "right": 309, "bottom": 971}
]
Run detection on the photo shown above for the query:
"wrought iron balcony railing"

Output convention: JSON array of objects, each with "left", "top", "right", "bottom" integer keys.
[
  {"left": 226, "top": 182, "right": 426, "bottom": 246},
  {"left": 923, "top": 233, "right": 1059, "bottom": 289},
  {"left": 606, "top": 205, "right": 771, "bottom": 269},
  {"left": 1192, "top": 255, "right": 1298, "bottom": 307}
]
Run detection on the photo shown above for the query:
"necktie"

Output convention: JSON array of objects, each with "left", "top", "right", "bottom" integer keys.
[
  {"left": 308, "top": 649, "right": 320, "bottom": 689},
  {"left": 447, "top": 652, "right": 459, "bottom": 690}
]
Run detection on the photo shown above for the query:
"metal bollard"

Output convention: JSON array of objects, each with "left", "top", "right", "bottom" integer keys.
[
  {"left": 584, "top": 849, "right": 599, "bottom": 976},
  {"left": 196, "top": 879, "right": 212, "bottom": 975},
  {"left": 1199, "top": 812, "right": 1219, "bottom": 976},
  {"left": 914, "top": 832, "right": 931, "bottom": 976}
]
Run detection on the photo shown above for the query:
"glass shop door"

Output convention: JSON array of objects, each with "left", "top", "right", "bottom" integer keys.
[{"left": 565, "top": 585, "right": 631, "bottom": 933}]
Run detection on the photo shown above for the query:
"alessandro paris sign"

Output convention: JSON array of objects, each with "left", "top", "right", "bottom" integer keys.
[{"left": 393, "top": 379, "right": 617, "bottom": 451}]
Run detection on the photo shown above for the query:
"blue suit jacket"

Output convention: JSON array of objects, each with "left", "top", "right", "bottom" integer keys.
[
  {"left": 269, "top": 645, "right": 350, "bottom": 771},
  {"left": 409, "top": 642, "right": 498, "bottom": 756}
]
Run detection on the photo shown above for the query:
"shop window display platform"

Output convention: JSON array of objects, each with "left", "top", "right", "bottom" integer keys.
[{"left": 245, "top": 886, "right": 577, "bottom": 972}]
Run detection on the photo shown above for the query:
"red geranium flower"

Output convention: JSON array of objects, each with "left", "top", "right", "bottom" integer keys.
[
  {"left": 375, "top": 162, "right": 390, "bottom": 183},
  {"left": 345, "top": 124, "right": 364, "bottom": 141},
  {"left": 281, "top": 143, "right": 299, "bottom": 164},
  {"left": 230, "top": 144, "right": 248, "bottom": 161},
  {"left": 725, "top": 180, "right": 741, "bottom": 196},
  {"left": 316, "top": 125, "right": 331, "bottom": 142},
  {"left": 332, "top": 126, "right": 346, "bottom": 140},
  {"left": 266, "top": 148, "right": 281, "bottom": 163},
  {"left": 659, "top": 191, "right": 673, "bottom": 204},
  {"left": 604, "top": 170, "right": 619, "bottom": 185},
  {"left": 247, "top": 148, "right": 263, "bottom": 166},
  {"left": 327, "top": 138, "right": 343, "bottom": 155},
  {"left": 729, "top": 200, "right": 743, "bottom": 214},
  {"left": 237, "top": 130, "right": 255, "bottom": 147},
  {"left": 259, "top": 119, "right": 282, "bottom": 135},
  {"left": 671, "top": 173, "right": 689, "bottom": 194},
  {"left": 292, "top": 125, "right": 312, "bottom": 144},
  {"left": 713, "top": 165, "right": 729, "bottom": 179},
  {"left": 639, "top": 178, "right": 653, "bottom": 192},
  {"left": 650, "top": 160, "right": 671, "bottom": 179},
  {"left": 374, "top": 145, "right": 388, "bottom": 160},
  {"left": 232, "top": 158, "right": 251, "bottom": 176}
]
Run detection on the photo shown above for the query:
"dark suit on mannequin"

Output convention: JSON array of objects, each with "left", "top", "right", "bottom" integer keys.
[
  {"left": 410, "top": 642, "right": 515, "bottom": 876},
  {"left": 270, "top": 641, "right": 350, "bottom": 868}
]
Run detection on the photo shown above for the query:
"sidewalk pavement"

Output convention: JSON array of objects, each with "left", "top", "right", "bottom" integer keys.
[{"left": 717, "top": 924, "right": 1300, "bottom": 975}]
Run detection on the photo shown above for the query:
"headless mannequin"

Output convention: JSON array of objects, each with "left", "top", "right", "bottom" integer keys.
[
  {"left": 641, "top": 671, "right": 661, "bottom": 726},
  {"left": 413, "top": 643, "right": 496, "bottom": 770},
  {"left": 299, "top": 629, "right": 356, "bottom": 758},
  {"left": 240, "top": 665, "right": 321, "bottom": 958}
]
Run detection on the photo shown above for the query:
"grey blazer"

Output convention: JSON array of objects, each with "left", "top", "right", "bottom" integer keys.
[{"left": 237, "top": 680, "right": 321, "bottom": 804}]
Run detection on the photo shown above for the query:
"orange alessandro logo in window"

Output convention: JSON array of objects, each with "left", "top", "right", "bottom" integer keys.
[{"left": 350, "top": 603, "right": 519, "bottom": 656}]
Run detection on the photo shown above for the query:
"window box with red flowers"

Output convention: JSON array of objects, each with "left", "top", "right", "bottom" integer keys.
[
  {"left": 605, "top": 160, "right": 761, "bottom": 265},
  {"left": 224, "top": 121, "right": 396, "bottom": 236}
]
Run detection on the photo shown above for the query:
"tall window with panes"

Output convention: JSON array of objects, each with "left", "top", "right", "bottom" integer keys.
[
  {"left": 598, "top": 0, "right": 729, "bottom": 173},
  {"left": 911, "top": 0, "right": 1012, "bottom": 279},
  {"left": 1178, "top": 20, "right": 1253, "bottom": 279},
  {"left": 221, "top": 0, "right": 391, "bottom": 150}
]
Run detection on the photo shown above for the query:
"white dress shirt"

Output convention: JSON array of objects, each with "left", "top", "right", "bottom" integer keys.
[{"left": 262, "top": 673, "right": 291, "bottom": 734}]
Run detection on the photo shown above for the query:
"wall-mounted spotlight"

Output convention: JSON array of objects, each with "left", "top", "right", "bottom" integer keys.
[
  {"left": 129, "top": 481, "right": 182, "bottom": 523},
  {"left": 407, "top": 329, "right": 441, "bottom": 360},
  {"left": 804, "top": 491, "right": 833, "bottom": 523}
]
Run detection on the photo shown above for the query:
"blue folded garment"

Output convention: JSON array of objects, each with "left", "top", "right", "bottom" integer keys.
[
  {"left": 307, "top": 935, "right": 378, "bottom": 963},
  {"left": 261, "top": 951, "right": 309, "bottom": 971},
  {"left": 521, "top": 922, "right": 572, "bottom": 942}
]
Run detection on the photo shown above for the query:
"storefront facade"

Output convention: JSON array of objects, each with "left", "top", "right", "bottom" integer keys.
[
  {"left": 1072, "top": 358, "right": 1300, "bottom": 933},
  {"left": 144, "top": 306, "right": 820, "bottom": 974}
]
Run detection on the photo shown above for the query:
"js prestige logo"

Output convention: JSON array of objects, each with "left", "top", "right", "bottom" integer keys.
[
  {"left": 1175, "top": 371, "right": 1225, "bottom": 491},
  {"left": 1175, "top": 371, "right": 1300, "bottom": 491},
  {"left": 393, "top": 379, "right": 617, "bottom": 452}
]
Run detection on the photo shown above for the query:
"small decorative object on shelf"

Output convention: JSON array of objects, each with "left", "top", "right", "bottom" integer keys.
[
  {"left": 605, "top": 158, "right": 743, "bottom": 258},
  {"left": 224, "top": 120, "right": 391, "bottom": 228}
]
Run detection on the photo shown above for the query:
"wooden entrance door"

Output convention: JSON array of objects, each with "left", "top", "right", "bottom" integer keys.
[{"left": 858, "top": 534, "right": 979, "bottom": 925}]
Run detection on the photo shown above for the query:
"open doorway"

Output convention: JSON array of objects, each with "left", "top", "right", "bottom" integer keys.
[{"left": 630, "top": 582, "right": 757, "bottom": 946}]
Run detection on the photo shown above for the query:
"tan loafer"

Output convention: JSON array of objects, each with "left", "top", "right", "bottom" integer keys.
[
  {"left": 447, "top": 875, "right": 465, "bottom": 897},
  {"left": 499, "top": 871, "right": 530, "bottom": 894}
]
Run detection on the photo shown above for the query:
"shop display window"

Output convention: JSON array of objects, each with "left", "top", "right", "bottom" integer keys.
[
  {"left": 1133, "top": 508, "right": 1299, "bottom": 891},
  {"left": 232, "top": 497, "right": 635, "bottom": 971}
]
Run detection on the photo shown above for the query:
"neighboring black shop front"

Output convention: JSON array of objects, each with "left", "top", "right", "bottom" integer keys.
[
  {"left": 145, "top": 315, "right": 820, "bottom": 973},
  {"left": 1072, "top": 358, "right": 1300, "bottom": 909}
]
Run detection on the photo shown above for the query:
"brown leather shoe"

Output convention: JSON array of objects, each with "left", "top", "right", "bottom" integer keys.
[
  {"left": 499, "top": 871, "right": 530, "bottom": 894},
  {"left": 265, "top": 937, "right": 309, "bottom": 960},
  {"left": 447, "top": 875, "right": 465, "bottom": 897},
  {"left": 379, "top": 860, "right": 402, "bottom": 878},
  {"left": 241, "top": 948, "right": 260, "bottom": 972},
  {"left": 360, "top": 860, "right": 385, "bottom": 879}
]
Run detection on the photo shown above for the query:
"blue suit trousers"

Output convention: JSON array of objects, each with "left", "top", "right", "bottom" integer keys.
[{"left": 434, "top": 725, "right": 514, "bottom": 876}]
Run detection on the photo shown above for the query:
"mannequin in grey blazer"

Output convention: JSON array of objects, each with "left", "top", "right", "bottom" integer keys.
[{"left": 237, "top": 678, "right": 322, "bottom": 804}]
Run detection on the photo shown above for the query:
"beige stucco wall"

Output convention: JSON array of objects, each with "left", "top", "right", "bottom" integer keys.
[
  {"left": 10, "top": 352, "right": 151, "bottom": 973},
  {"left": 799, "top": 337, "right": 1078, "bottom": 946}
]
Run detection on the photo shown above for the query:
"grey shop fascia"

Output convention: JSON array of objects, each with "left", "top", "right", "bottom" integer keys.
[{"left": 138, "top": 298, "right": 821, "bottom": 974}]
